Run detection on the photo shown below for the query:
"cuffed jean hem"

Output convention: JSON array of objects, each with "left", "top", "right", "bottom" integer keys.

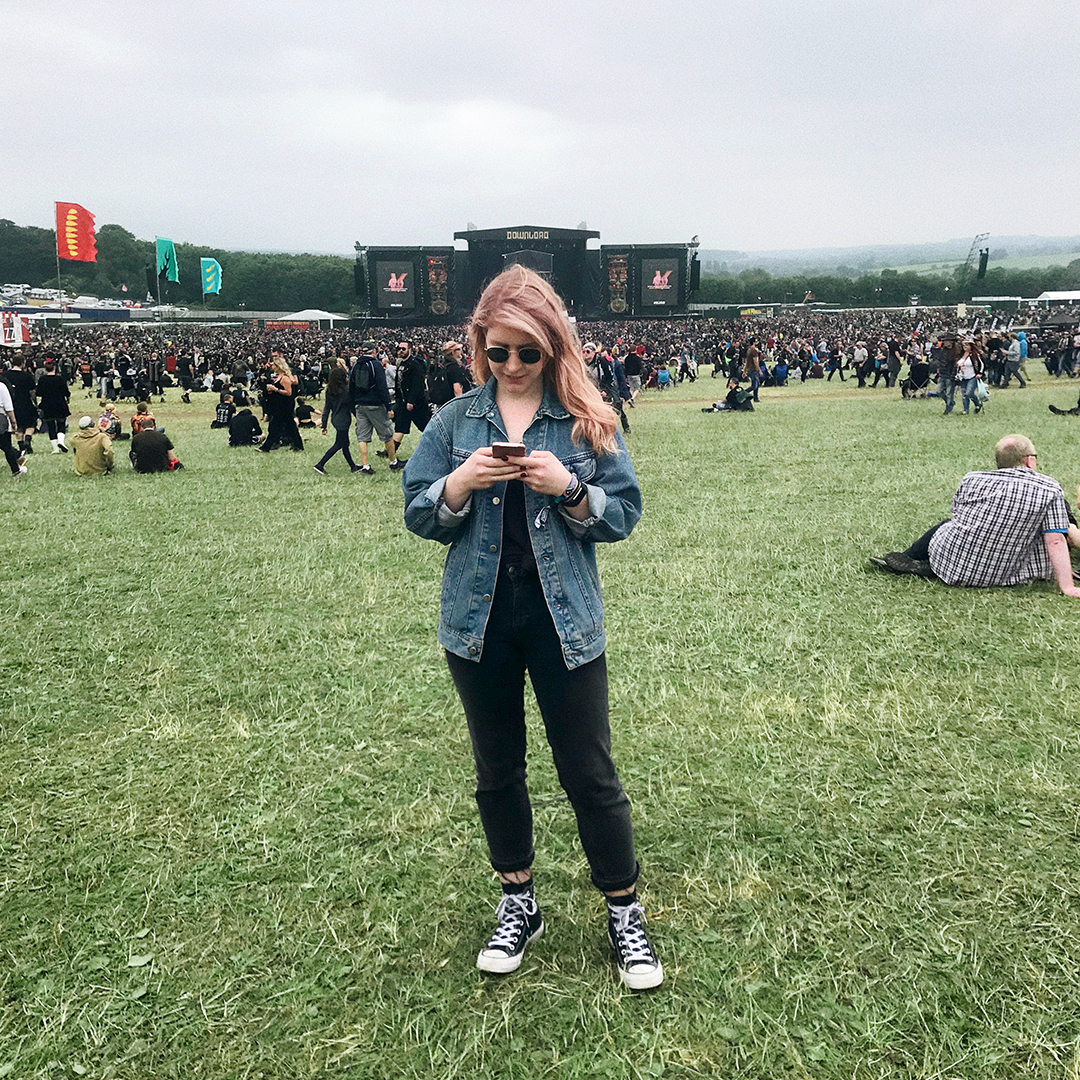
[{"left": 489, "top": 852, "right": 536, "bottom": 876}]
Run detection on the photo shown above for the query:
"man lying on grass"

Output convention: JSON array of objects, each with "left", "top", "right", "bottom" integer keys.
[{"left": 872, "top": 434, "right": 1080, "bottom": 598}]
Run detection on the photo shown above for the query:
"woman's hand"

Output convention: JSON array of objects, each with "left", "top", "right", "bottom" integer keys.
[
  {"left": 520, "top": 450, "right": 574, "bottom": 497},
  {"left": 443, "top": 447, "right": 525, "bottom": 512}
]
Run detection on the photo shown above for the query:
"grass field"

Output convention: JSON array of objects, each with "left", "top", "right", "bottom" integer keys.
[
  {"left": 3, "top": 368, "right": 1080, "bottom": 1079},
  {"left": 888, "top": 252, "right": 1080, "bottom": 276}
]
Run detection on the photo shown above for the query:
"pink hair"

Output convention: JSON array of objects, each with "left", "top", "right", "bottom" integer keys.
[{"left": 467, "top": 265, "right": 617, "bottom": 455}]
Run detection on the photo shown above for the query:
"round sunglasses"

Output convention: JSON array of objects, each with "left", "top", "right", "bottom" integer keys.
[{"left": 486, "top": 345, "right": 543, "bottom": 365}]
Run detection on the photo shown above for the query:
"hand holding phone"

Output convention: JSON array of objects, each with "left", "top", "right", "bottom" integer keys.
[{"left": 491, "top": 441, "right": 527, "bottom": 460}]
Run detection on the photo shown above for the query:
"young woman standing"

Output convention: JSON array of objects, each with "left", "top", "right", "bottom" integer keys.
[{"left": 403, "top": 265, "right": 661, "bottom": 990}]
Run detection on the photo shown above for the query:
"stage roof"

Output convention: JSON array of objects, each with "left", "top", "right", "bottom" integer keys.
[{"left": 454, "top": 225, "right": 600, "bottom": 242}]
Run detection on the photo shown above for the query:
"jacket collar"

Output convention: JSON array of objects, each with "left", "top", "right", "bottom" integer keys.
[{"left": 464, "top": 377, "right": 571, "bottom": 421}]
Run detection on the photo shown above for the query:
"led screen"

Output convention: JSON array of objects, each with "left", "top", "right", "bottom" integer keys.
[
  {"left": 640, "top": 258, "right": 679, "bottom": 308},
  {"left": 375, "top": 260, "right": 415, "bottom": 309}
]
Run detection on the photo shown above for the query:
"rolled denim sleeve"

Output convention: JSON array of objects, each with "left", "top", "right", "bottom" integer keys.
[{"left": 557, "top": 433, "right": 642, "bottom": 542}]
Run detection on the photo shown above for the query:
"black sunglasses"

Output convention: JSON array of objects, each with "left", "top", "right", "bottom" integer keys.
[{"left": 486, "top": 345, "right": 543, "bottom": 365}]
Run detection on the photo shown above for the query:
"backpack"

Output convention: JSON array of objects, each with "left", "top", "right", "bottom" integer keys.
[
  {"left": 427, "top": 362, "right": 451, "bottom": 401},
  {"left": 351, "top": 356, "right": 376, "bottom": 395}
]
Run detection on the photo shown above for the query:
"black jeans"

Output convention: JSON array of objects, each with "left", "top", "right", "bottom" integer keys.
[
  {"left": 1, "top": 432, "right": 21, "bottom": 474},
  {"left": 315, "top": 424, "right": 356, "bottom": 469},
  {"left": 904, "top": 521, "right": 947, "bottom": 561},
  {"left": 445, "top": 565, "right": 639, "bottom": 892}
]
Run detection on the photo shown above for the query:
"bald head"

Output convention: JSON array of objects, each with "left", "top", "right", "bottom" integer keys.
[{"left": 995, "top": 434, "right": 1037, "bottom": 469}]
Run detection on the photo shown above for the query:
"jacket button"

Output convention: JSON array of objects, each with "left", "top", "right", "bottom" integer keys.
[
  {"left": 489, "top": 544, "right": 498, "bottom": 552},
  {"left": 468, "top": 646, "right": 478, "bottom": 655},
  {"left": 492, "top": 497, "right": 500, "bottom": 505},
  {"left": 482, "top": 593, "right": 491, "bottom": 602}
]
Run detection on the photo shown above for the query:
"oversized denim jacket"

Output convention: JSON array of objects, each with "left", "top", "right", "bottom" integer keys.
[{"left": 402, "top": 379, "right": 642, "bottom": 669}]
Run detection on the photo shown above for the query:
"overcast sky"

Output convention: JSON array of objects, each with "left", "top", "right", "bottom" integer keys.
[{"left": 6, "top": 0, "right": 1079, "bottom": 256}]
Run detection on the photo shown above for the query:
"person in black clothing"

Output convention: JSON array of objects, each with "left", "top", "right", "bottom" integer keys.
[
  {"left": 622, "top": 345, "right": 643, "bottom": 402},
  {"left": 704, "top": 378, "right": 755, "bottom": 412},
  {"left": 260, "top": 350, "right": 304, "bottom": 452},
  {"left": 314, "top": 359, "right": 360, "bottom": 474},
  {"left": 36, "top": 359, "right": 70, "bottom": 452},
  {"left": 426, "top": 341, "right": 468, "bottom": 410},
  {"left": 229, "top": 408, "right": 264, "bottom": 446},
  {"left": 212, "top": 392, "right": 235, "bottom": 429},
  {"left": 130, "top": 428, "right": 182, "bottom": 472},
  {"left": 392, "top": 341, "right": 430, "bottom": 454},
  {"left": 1, "top": 354, "right": 39, "bottom": 455},
  {"left": 294, "top": 399, "right": 320, "bottom": 428}
]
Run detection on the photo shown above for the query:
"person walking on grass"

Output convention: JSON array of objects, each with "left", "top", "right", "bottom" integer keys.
[
  {"left": 36, "top": 358, "right": 70, "bottom": 453},
  {"left": 260, "top": 349, "right": 304, "bottom": 453},
  {"left": 0, "top": 379, "right": 28, "bottom": 478},
  {"left": 350, "top": 342, "right": 404, "bottom": 475},
  {"left": 313, "top": 359, "right": 361, "bottom": 475},
  {"left": 403, "top": 264, "right": 662, "bottom": 990}
]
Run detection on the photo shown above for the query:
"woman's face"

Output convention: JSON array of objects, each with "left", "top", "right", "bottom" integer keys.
[{"left": 484, "top": 318, "right": 546, "bottom": 399}]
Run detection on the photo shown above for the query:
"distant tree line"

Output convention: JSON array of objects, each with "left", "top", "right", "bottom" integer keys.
[
  {"left": 0, "top": 219, "right": 355, "bottom": 312},
  {"left": 4, "top": 218, "right": 1080, "bottom": 313},
  {"left": 696, "top": 260, "right": 1080, "bottom": 308}
]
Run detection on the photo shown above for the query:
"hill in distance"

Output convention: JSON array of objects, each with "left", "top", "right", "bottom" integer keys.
[{"left": 699, "top": 234, "right": 1080, "bottom": 277}]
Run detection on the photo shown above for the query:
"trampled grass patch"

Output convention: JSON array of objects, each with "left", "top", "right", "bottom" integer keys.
[{"left": 2, "top": 372, "right": 1079, "bottom": 1078}]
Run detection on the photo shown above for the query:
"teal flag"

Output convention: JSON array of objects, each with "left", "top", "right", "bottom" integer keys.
[
  {"left": 156, "top": 237, "right": 179, "bottom": 283},
  {"left": 200, "top": 258, "right": 222, "bottom": 295}
]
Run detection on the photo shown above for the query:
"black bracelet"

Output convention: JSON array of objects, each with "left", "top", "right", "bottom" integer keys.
[{"left": 561, "top": 479, "right": 588, "bottom": 508}]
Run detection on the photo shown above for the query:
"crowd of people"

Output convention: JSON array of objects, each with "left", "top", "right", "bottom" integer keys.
[{"left": 2, "top": 303, "right": 1079, "bottom": 482}]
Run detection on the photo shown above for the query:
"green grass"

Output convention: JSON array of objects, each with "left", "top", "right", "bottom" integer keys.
[{"left": 2, "top": 371, "right": 1080, "bottom": 1079}]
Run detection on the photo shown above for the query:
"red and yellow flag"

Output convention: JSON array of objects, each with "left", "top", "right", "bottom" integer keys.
[{"left": 55, "top": 202, "right": 98, "bottom": 262}]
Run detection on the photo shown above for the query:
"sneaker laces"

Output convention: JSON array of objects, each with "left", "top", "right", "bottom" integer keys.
[
  {"left": 484, "top": 893, "right": 537, "bottom": 953},
  {"left": 611, "top": 901, "right": 657, "bottom": 968}
]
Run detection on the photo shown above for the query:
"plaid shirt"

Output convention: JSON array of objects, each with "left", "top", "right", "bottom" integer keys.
[{"left": 928, "top": 468, "right": 1069, "bottom": 587}]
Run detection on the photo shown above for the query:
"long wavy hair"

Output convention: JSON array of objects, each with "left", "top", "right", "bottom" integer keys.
[{"left": 467, "top": 265, "right": 618, "bottom": 455}]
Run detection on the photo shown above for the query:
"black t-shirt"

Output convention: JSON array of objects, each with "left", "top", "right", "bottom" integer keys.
[
  {"left": 623, "top": 353, "right": 643, "bottom": 377},
  {"left": 130, "top": 429, "right": 173, "bottom": 472},
  {"left": 2, "top": 368, "right": 36, "bottom": 412},
  {"left": 35, "top": 373, "right": 70, "bottom": 418},
  {"left": 501, "top": 480, "right": 537, "bottom": 573}
]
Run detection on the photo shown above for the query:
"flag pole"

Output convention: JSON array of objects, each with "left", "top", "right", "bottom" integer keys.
[{"left": 55, "top": 202, "right": 62, "bottom": 292}]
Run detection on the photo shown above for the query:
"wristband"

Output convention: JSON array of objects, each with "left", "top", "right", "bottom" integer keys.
[
  {"left": 554, "top": 473, "right": 579, "bottom": 504},
  {"left": 561, "top": 479, "right": 588, "bottom": 508}
]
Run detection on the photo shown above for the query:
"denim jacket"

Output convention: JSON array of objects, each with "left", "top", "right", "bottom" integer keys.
[{"left": 402, "top": 378, "right": 642, "bottom": 669}]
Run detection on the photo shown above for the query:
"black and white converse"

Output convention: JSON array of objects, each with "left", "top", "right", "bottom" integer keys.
[
  {"left": 476, "top": 889, "right": 544, "bottom": 974},
  {"left": 608, "top": 898, "right": 663, "bottom": 990}
]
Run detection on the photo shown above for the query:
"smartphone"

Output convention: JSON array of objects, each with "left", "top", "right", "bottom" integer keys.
[{"left": 491, "top": 441, "right": 527, "bottom": 459}]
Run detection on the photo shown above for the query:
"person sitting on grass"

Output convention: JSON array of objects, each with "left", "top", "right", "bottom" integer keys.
[
  {"left": 130, "top": 401, "right": 156, "bottom": 437},
  {"left": 871, "top": 434, "right": 1080, "bottom": 598},
  {"left": 294, "top": 398, "right": 321, "bottom": 429},
  {"left": 703, "top": 378, "right": 754, "bottom": 412},
  {"left": 212, "top": 391, "right": 235, "bottom": 429},
  {"left": 130, "top": 425, "right": 183, "bottom": 473},
  {"left": 98, "top": 402, "right": 129, "bottom": 441},
  {"left": 72, "top": 415, "right": 114, "bottom": 475},
  {"left": 229, "top": 408, "right": 264, "bottom": 447}
]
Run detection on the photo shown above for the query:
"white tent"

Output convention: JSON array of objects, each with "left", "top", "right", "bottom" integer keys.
[
  {"left": 1035, "top": 291, "right": 1080, "bottom": 304},
  {"left": 278, "top": 308, "right": 349, "bottom": 324}
]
